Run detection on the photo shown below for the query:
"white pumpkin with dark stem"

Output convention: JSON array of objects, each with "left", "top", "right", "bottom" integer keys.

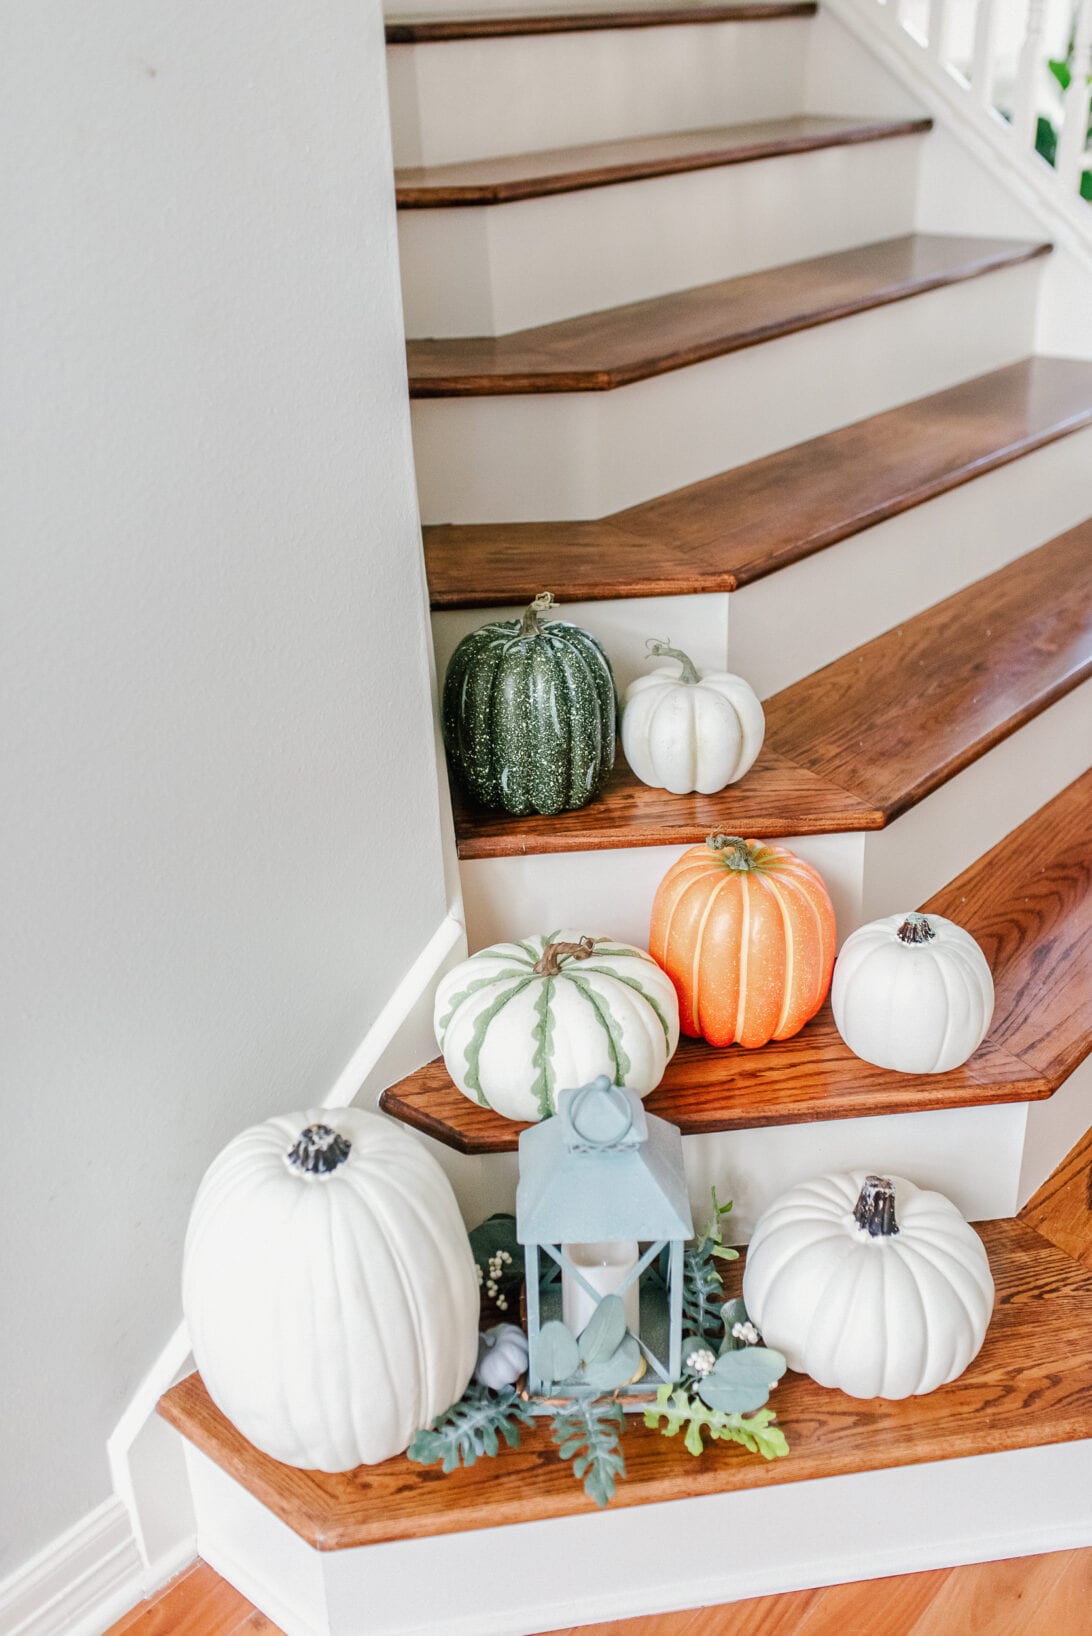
[
  {"left": 831, "top": 911, "right": 995, "bottom": 1074},
  {"left": 743, "top": 1172, "right": 995, "bottom": 1400},
  {"left": 183, "top": 1108, "right": 479, "bottom": 1471},
  {"left": 434, "top": 931, "right": 680, "bottom": 1122},
  {"left": 621, "top": 641, "right": 765, "bottom": 795}
]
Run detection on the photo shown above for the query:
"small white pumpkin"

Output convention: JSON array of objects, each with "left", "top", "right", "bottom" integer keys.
[
  {"left": 434, "top": 931, "right": 680, "bottom": 1123},
  {"left": 743, "top": 1172, "right": 995, "bottom": 1400},
  {"left": 183, "top": 1108, "right": 479, "bottom": 1471},
  {"left": 832, "top": 911, "right": 995, "bottom": 1074},
  {"left": 621, "top": 641, "right": 765, "bottom": 795},
  {"left": 475, "top": 1324, "right": 530, "bottom": 1390}
]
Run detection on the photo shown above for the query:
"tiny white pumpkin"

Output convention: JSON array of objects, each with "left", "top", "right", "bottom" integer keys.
[
  {"left": 434, "top": 931, "right": 680, "bottom": 1123},
  {"left": 183, "top": 1108, "right": 479, "bottom": 1471},
  {"left": 475, "top": 1324, "right": 530, "bottom": 1390},
  {"left": 743, "top": 1172, "right": 995, "bottom": 1400},
  {"left": 832, "top": 911, "right": 995, "bottom": 1074},
  {"left": 621, "top": 641, "right": 765, "bottom": 795}
]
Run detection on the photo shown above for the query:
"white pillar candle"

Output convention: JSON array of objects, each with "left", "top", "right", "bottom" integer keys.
[{"left": 561, "top": 1240, "right": 640, "bottom": 1338}]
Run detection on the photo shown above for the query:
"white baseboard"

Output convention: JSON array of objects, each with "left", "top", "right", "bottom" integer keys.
[{"left": 0, "top": 1498, "right": 144, "bottom": 1636}]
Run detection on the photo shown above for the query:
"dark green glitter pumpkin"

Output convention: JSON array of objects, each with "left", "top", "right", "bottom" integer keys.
[{"left": 442, "top": 593, "right": 617, "bottom": 815}]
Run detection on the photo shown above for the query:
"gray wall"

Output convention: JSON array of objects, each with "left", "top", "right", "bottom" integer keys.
[{"left": 2, "top": 0, "right": 447, "bottom": 1575}]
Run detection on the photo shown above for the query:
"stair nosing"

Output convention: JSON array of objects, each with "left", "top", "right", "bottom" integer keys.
[
  {"left": 407, "top": 236, "right": 1052, "bottom": 397},
  {"left": 395, "top": 115, "right": 932, "bottom": 209},
  {"left": 386, "top": 3, "right": 818, "bottom": 43},
  {"left": 423, "top": 358, "right": 1092, "bottom": 608}
]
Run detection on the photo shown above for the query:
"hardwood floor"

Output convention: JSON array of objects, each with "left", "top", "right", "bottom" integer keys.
[{"left": 108, "top": 1548, "right": 1092, "bottom": 1634}]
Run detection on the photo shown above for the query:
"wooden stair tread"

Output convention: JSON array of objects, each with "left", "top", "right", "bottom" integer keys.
[
  {"left": 763, "top": 520, "right": 1092, "bottom": 823},
  {"left": 424, "top": 357, "right": 1092, "bottom": 606},
  {"left": 406, "top": 234, "right": 1046, "bottom": 395},
  {"left": 386, "top": 3, "right": 817, "bottom": 43},
  {"left": 159, "top": 1217, "right": 1092, "bottom": 1550},
  {"left": 383, "top": 771, "right": 1091, "bottom": 1153},
  {"left": 396, "top": 115, "right": 932, "bottom": 211}
]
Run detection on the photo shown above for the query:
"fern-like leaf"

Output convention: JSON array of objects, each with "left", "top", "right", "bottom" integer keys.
[
  {"left": 643, "top": 1383, "right": 789, "bottom": 1462},
  {"left": 680, "top": 1188, "right": 740, "bottom": 1345},
  {"left": 550, "top": 1398, "right": 627, "bottom": 1507},
  {"left": 408, "top": 1385, "right": 533, "bottom": 1474}
]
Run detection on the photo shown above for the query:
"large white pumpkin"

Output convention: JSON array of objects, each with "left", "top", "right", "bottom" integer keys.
[
  {"left": 743, "top": 1172, "right": 995, "bottom": 1400},
  {"left": 434, "top": 931, "right": 680, "bottom": 1122},
  {"left": 832, "top": 911, "right": 995, "bottom": 1074},
  {"left": 621, "top": 641, "right": 765, "bottom": 795},
  {"left": 183, "top": 1108, "right": 479, "bottom": 1470}
]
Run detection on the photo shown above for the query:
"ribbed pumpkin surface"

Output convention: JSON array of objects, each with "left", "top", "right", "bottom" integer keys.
[
  {"left": 650, "top": 835, "right": 836, "bottom": 1048},
  {"left": 442, "top": 597, "right": 616, "bottom": 816}
]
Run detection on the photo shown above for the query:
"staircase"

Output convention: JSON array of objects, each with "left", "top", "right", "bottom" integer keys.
[{"left": 159, "top": 4, "right": 1092, "bottom": 1632}]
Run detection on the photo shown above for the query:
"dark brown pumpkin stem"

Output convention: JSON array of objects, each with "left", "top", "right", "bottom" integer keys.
[
  {"left": 286, "top": 1124, "right": 352, "bottom": 1176},
  {"left": 520, "top": 591, "right": 556, "bottom": 636},
  {"left": 646, "top": 639, "right": 700, "bottom": 685},
  {"left": 897, "top": 913, "right": 936, "bottom": 945},
  {"left": 853, "top": 1175, "right": 899, "bottom": 1237},
  {"left": 706, "top": 834, "right": 756, "bottom": 871},
  {"left": 533, "top": 935, "right": 598, "bottom": 976}
]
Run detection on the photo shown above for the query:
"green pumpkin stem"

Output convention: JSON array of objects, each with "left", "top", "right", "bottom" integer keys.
[
  {"left": 533, "top": 935, "right": 598, "bottom": 977},
  {"left": 646, "top": 639, "right": 700, "bottom": 685},
  {"left": 706, "top": 834, "right": 758, "bottom": 871},
  {"left": 520, "top": 592, "right": 557, "bottom": 636},
  {"left": 897, "top": 913, "right": 936, "bottom": 945},
  {"left": 286, "top": 1124, "right": 352, "bottom": 1176},
  {"left": 853, "top": 1175, "right": 899, "bottom": 1237}
]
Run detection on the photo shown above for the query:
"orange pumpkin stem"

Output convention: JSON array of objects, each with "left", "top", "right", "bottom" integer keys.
[
  {"left": 706, "top": 834, "right": 758, "bottom": 871},
  {"left": 532, "top": 934, "right": 598, "bottom": 977}
]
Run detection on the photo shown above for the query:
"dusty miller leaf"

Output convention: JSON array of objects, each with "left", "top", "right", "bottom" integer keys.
[
  {"left": 550, "top": 1398, "right": 627, "bottom": 1507},
  {"left": 408, "top": 1385, "right": 533, "bottom": 1473},
  {"left": 643, "top": 1382, "right": 789, "bottom": 1462}
]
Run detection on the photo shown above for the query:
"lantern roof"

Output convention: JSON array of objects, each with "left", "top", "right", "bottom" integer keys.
[{"left": 516, "top": 1077, "right": 693, "bottom": 1245}]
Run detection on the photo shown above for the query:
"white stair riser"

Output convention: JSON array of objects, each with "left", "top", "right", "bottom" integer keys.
[
  {"left": 429, "top": 422, "right": 1092, "bottom": 698},
  {"left": 412, "top": 259, "right": 1043, "bottom": 522},
  {"left": 456, "top": 680, "right": 1090, "bottom": 960},
  {"left": 459, "top": 831, "right": 866, "bottom": 954},
  {"left": 388, "top": 21, "right": 810, "bottom": 168},
  {"left": 399, "top": 135, "right": 923, "bottom": 337},
  {"left": 186, "top": 1436, "right": 1092, "bottom": 1636}
]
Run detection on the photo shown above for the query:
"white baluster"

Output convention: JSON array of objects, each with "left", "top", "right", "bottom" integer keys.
[
  {"left": 1012, "top": 0, "right": 1049, "bottom": 148},
  {"left": 1056, "top": 0, "right": 1092, "bottom": 189},
  {"left": 927, "top": 0, "right": 948, "bottom": 60},
  {"left": 972, "top": 0, "right": 999, "bottom": 108}
]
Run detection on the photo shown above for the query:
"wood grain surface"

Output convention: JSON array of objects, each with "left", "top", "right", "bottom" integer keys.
[
  {"left": 1022, "top": 1127, "right": 1092, "bottom": 1272},
  {"left": 452, "top": 744, "right": 882, "bottom": 859},
  {"left": 397, "top": 116, "right": 931, "bottom": 211},
  {"left": 385, "top": 4, "right": 817, "bottom": 43},
  {"left": 423, "top": 357, "right": 1092, "bottom": 607},
  {"left": 407, "top": 234, "right": 1040, "bottom": 396},
  {"left": 383, "top": 770, "right": 1089, "bottom": 1152},
  {"left": 158, "top": 1218, "right": 1092, "bottom": 1551},
  {"left": 763, "top": 521, "right": 1092, "bottom": 823}
]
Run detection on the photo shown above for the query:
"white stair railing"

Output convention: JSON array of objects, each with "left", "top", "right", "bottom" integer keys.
[{"left": 847, "top": 0, "right": 1092, "bottom": 216}]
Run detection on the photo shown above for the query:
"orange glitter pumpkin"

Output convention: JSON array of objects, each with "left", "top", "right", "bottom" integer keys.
[{"left": 650, "top": 834, "right": 837, "bottom": 1048}]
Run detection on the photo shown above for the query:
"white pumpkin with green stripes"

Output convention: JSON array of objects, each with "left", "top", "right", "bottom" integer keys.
[{"left": 434, "top": 932, "right": 680, "bottom": 1123}]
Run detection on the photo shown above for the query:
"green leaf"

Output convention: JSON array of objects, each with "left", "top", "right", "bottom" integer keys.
[
  {"left": 550, "top": 1398, "right": 627, "bottom": 1507},
  {"left": 719, "top": 1297, "right": 750, "bottom": 1352},
  {"left": 643, "top": 1382, "right": 789, "bottom": 1462},
  {"left": 536, "top": 1320, "right": 581, "bottom": 1384},
  {"left": 579, "top": 1332, "right": 641, "bottom": 1390},
  {"left": 408, "top": 1385, "right": 533, "bottom": 1473},
  {"left": 697, "top": 1347, "right": 788, "bottom": 1415},
  {"left": 1048, "top": 56, "right": 1071, "bottom": 92},
  {"left": 578, "top": 1294, "right": 627, "bottom": 1366}
]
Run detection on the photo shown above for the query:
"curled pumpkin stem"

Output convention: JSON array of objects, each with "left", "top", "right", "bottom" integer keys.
[
  {"left": 533, "top": 935, "right": 598, "bottom": 977},
  {"left": 646, "top": 639, "right": 700, "bottom": 686},
  {"left": 706, "top": 835, "right": 757, "bottom": 872},
  {"left": 521, "top": 592, "right": 556, "bottom": 634}
]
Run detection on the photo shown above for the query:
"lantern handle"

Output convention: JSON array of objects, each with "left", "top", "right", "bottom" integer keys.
[{"left": 567, "top": 1076, "right": 635, "bottom": 1148}]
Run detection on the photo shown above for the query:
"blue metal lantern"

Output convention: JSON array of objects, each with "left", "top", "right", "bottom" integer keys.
[{"left": 516, "top": 1075, "right": 693, "bottom": 1404}]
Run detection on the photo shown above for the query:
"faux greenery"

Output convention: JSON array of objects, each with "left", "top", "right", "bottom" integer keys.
[
  {"left": 1032, "top": 50, "right": 1092, "bottom": 200},
  {"left": 536, "top": 1294, "right": 642, "bottom": 1391},
  {"left": 644, "top": 1383, "right": 789, "bottom": 1461},
  {"left": 551, "top": 1398, "right": 628, "bottom": 1507},
  {"left": 676, "top": 1188, "right": 739, "bottom": 1346},
  {"left": 408, "top": 1384, "right": 533, "bottom": 1472},
  {"left": 468, "top": 1212, "right": 525, "bottom": 1314}
]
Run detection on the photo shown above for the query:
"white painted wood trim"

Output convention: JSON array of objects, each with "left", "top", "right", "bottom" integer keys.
[
  {"left": 0, "top": 1498, "right": 144, "bottom": 1636},
  {"left": 820, "top": 0, "right": 1092, "bottom": 271}
]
